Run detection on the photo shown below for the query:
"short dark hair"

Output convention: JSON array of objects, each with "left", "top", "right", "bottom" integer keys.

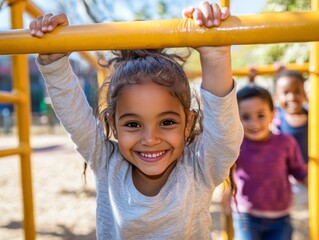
[
  {"left": 237, "top": 85, "right": 274, "bottom": 111},
  {"left": 275, "top": 70, "right": 305, "bottom": 84}
]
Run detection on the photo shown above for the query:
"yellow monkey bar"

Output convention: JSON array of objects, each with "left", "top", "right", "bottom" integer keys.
[
  {"left": 1, "top": 11, "right": 319, "bottom": 55},
  {"left": 232, "top": 63, "right": 310, "bottom": 76},
  {"left": 0, "top": 90, "right": 24, "bottom": 103},
  {"left": 186, "top": 63, "right": 310, "bottom": 79}
]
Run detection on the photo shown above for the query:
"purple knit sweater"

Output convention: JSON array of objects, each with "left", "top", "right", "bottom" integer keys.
[{"left": 233, "top": 133, "right": 307, "bottom": 213}]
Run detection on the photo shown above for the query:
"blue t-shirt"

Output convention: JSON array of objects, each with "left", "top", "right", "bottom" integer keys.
[{"left": 275, "top": 107, "right": 308, "bottom": 163}]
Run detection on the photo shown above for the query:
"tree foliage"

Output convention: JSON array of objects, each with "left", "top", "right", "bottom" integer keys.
[
  {"left": 53, "top": 0, "right": 195, "bottom": 24},
  {"left": 50, "top": 0, "right": 199, "bottom": 71},
  {"left": 264, "top": 0, "right": 310, "bottom": 11},
  {"left": 251, "top": 0, "right": 310, "bottom": 66}
]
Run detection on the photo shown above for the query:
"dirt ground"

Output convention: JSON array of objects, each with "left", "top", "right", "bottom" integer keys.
[{"left": 0, "top": 126, "right": 309, "bottom": 240}]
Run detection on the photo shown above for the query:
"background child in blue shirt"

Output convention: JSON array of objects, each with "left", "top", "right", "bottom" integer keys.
[{"left": 274, "top": 70, "right": 308, "bottom": 163}]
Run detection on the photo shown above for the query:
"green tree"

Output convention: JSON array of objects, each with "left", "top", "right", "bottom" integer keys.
[
  {"left": 253, "top": 0, "right": 310, "bottom": 66},
  {"left": 264, "top": 0, "right": 310, "bottom": 11},
  {"left": 53, "top": 0, "right": 195, "bottom": 23}
]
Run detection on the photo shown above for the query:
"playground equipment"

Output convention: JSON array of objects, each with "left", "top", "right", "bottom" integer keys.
[
  {"left": 0, "top": 0, "right": 318, "bottom": 239},
  {"left": 23, "top": 0, "right": 107, "bottom": 85},
  {"left": 2, "top": 11, "right": 319, "bottom": 54},
  {"left": 185, "top": 62, "right": 310, "bottom": 79}
]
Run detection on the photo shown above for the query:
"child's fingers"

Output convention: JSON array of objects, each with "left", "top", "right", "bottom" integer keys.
[
  {"left": 182, "top": 6, "right": 195, "bottom": 19},
  {"left": 198, "top": 1, "right": 213, "bottom": 27},
  {"left": 29, "top": 13, "right": 69, "bottom": 38},
  {"left": 47, "top": 13, "right": 69, "bottom": 32},
  {"left": 29, "top": 20, "right": 37, "bottom": 36},
  {"left": 35, "top": 15, "right": 44, "bottom": 37},
  {"left": 210, "top": 3, "right": 222, "bottom": 26},
  {"left": 41, "top": 13, "right": 54, "bottom": 32},
  {"left": 192, "top": 8, "right": 204, "bottom": 26},
  {"left": 221, "top": 7, "right": 230, "bottom": 20}
]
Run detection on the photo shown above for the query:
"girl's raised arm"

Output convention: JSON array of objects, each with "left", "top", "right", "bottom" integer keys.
[{"left": 182, "top": 2, "right": 233, "bottom": 97}]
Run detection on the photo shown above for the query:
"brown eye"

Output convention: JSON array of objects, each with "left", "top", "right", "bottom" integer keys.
[
  {"left": 258, "top": 114, "right": 265, "bottom": 120},
  {"left": 241, "top": 114, "right": 250, "bottom": 121},
  {"left": 125, "top": 122, "right": 140, "bottom": 128},
  {"left": 161, "top": 119, "right": 176, "bottom": 126}
]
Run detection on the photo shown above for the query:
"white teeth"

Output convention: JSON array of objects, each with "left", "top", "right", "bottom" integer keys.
[{"left": 140, "top": 151, "right": 165, "bottom": 158}]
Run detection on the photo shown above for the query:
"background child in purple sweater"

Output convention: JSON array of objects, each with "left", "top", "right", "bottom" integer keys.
[{"left": 232, "top": 85, "right": 307, "bottom": 240}]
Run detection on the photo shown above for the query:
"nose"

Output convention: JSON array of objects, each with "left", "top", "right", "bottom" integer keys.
[
  {"left": 141, "top": 127, "right": 161, "bottom": 146},
  {"left": 248, "top": 117, "right": 259, "bottom": 127},
  {"left": 286, "top": 92, "right": 296, "bottom": 101}
]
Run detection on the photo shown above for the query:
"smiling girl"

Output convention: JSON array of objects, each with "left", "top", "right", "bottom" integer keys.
[{"left": 30, "top": 2, "right": 243, "bottom": 239}]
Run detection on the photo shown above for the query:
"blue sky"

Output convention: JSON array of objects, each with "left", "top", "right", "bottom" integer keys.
[{"left": 0, "top": 0, "right": 266, "bottom": 30}]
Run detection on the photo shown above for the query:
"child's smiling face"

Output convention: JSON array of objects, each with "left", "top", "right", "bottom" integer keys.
[
  {"left": 239, "top": 97, "right": 274, "bottom": 142},
  {"left": 114, "top": 81, "right": 190, "bottom": 177},
  {"left": 275, "top": 76, "right": 306, "bottom": 114}
]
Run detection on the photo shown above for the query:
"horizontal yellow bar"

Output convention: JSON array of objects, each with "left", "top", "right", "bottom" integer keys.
[
  {"left": 77, "top": 51, "right": 105, "bottom": 71},
  {"left": 1, "top": 11, "right": 319, "bottom": 55},
  {"left": 0, "top": 90, "right": 23, "bottom": 104},
  {"left": 0, "top": 147, "right": 25, "bottom": 158},
  {"left": 186, "top": 63, "right": 309, "bottom": 78},
  {"left": 232, "top": 63, "right": 310, "bottom": 76}
]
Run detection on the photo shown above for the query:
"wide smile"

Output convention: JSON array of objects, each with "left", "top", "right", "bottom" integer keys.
[
  {"left": 137, "top": 150, "right": 168, "bottom": 162},
  {"left": 248, "top": 128, "right": 262, "bottom": 134},
  {"left": 287, "top": 101, "right": 298, "bottom": 108}
]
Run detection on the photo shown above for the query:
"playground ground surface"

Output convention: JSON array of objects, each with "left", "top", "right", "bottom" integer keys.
[{"left": 0, "top": 125, "right": 309, "bottom": 240}]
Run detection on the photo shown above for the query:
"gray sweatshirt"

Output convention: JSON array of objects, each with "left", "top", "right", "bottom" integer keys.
[{"left": 37, "top": 56, "right": 243, "bottom": 240}]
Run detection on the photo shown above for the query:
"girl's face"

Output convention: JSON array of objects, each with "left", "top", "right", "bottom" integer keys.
[
  {"left": 275, "top": 76, "right": 306, "bottom": 114},
  {"left": 114, "top": 81, "right": 190, "bottom": 177},
  {"left": 239, "top": 97, "right": 274, "bottom": 141}
]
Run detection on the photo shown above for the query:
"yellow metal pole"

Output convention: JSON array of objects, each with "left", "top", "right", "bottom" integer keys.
[
  {"left": 232, "top": 63, "right": 310, "bottom": 76},
  {"left": 220, "top": 1, "right": 232, "bottom": 239},
  {"left": 1, "top": 11, "right": 319, "bottom": 54},
  {"left": 0, "top": 90, "right": 24, "bottom": 103},
  {"left": 97, "top": 69, "right": 107, "bottom": 87},
  {"left": 9, "top": 0, "right": 35, "bottom": 239},
  {"left": 309, "top": 1, "right": 319, "bottom": 239},
  {"left": 25, "top": 0, "right": 42, "bottom": 18},
  {"left": 220, "top": 0, "right": 230, "bottom": 8},
  {"left": 77, "top": 51, "right": 104, "bottom": 71},
  {"left": 0, "top": 147, "right": 26, "bottom": 157},
  {"left": 187, "top": 63, "right": 310, "bottom": 79}
]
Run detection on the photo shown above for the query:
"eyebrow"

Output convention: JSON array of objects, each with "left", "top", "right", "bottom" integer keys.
[{"left": 118, "top": 111, "right": 181, "bottom": 120}]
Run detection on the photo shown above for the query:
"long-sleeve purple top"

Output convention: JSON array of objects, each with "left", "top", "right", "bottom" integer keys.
[{"left": 232, "top": 133, "right": 307, "bottom": 214}]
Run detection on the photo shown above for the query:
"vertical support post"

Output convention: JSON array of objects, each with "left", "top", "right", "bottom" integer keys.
[
  {"left": 220, "top": 0, "right": 230, "bottom": 8},
  {"left": 97, "top": 69, "right": 106, "bottom": 87},
  {"left": 309, "top": 40, "right": 319, "bottom": 240},
  {"left": 9, "top": 0, "right": 35, "bottom": 239},
  {"left": 219, "top": 1, "right": 233, "bottom": 239},
  {"left": 309, "top": 3, "right": 319, "bottom": 240}
]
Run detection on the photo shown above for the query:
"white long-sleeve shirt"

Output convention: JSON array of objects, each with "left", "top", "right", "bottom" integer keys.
[{"left": 37, "top": 56, "right": 243, "bottom": 239}]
